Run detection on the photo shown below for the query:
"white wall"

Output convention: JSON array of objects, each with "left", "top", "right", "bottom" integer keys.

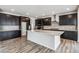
[
  {"left": 51, "top": 16, "right": 55, "bottom": 21},
  {"left": 30, "top": 17, "right": 36, "bottom": 31},
  {"left": 55, "top": 15, "right": 59, "bottom": 22}
]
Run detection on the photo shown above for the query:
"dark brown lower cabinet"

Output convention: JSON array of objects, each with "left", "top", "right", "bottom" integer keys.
[
  {"left": 61, "top": 31, "right": 78, "bottom": 41},
  {"left": 0, "top": 30, "right": 21, "bottom": 41}
]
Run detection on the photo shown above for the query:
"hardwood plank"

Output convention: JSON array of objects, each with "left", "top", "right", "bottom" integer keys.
[{"left": 0, "top": 36, "right": 79, "bottom": 53}]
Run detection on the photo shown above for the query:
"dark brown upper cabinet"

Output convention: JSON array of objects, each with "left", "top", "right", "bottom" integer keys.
[
  {"left": 0, "top": 13, "right": 7, "bottom": 25},
  {"left": 35, "top": 17, "right": 51, "bottom": 26},
  {"left": 7, "top": 15, "right": 20, "bottom": 25},
  {"left": 0, "top": 13, "right": 20, "bottom": 26},
  {"left": 59, "top": 13, "right": 77, "bottom": 25},
  {"left": 43, "top": 17, "right": 51, "bottom": 26}
]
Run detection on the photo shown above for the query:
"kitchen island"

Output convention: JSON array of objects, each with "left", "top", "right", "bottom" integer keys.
[{"left": 27, "top": 30, "right": 64, "bottom": 50}]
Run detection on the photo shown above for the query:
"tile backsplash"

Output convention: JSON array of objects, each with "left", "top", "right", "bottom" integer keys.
[
  {"left": 43, "top": 22, "right": 76, "bottom": 31},
  {"left": 0, "top": 26, "right": 19, "bottom": 31},
  {"left": 59, "top": 25, "right": 76, "bottom": 31}
]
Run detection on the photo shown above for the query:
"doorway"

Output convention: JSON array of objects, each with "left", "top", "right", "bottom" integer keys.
[
  {"left": 21, "top": 22, "right": 27, "bottom": 36},
  {"left": 21, "top": 17, "right": 31, "bottom": 37}
]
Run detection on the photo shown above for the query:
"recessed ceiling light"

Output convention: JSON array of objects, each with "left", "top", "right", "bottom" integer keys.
[
  {"left": 11, "top": 9, "right": 15, "bottom": 12},
  {"left": 66, "top": 8, "right": 70, "bottom": 11}
]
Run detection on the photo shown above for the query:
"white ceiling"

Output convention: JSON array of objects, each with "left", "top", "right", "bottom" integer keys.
[{"left": 0, "top": 5, "right": 78, "bottom": 17}]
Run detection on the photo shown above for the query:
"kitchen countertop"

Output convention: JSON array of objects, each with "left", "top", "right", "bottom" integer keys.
[
  {"left": 0, "top": 30, "right": 21, "bottom": 32},
  {"left": 43, "top": 29, "right": 78, "bottom": 32},
  {"left": 30, "top": 30, "right": 64, "bottom": 36},
  {"left": 43, "top": 25, "right": 77, "bottom": 31}
]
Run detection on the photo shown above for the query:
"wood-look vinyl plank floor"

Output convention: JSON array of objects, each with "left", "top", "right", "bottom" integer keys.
[{"left": 0, "top": 36, "right": 79, "bottom": 53}]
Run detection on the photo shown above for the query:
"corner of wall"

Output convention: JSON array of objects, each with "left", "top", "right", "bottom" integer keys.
[{"left": 30, "top": 17, "right": 36, "bottom": 30}]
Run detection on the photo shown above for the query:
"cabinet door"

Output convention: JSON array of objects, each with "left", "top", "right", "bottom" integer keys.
[
  {"left": 61, "top": 31, "right": 68, "bottom": 39},
  {"left": 59, "top": 13, "right": 77, "bottom": 25},
  {"left": 0, "top": 31, "right": 21, "bottom": 41},
  {"left": 35, "top": 19, "right": 42, "bottom": 26},
  {"left": 13, "top": 16, "right": 19, "bottom": 25},
  {"left": 69, "top": 31, "right": 77, "bottom": 41},
  {"left": 7, "top": 31, "right": 20, "bottom": 39},
  {"left": 6, "top": 14, "right": 12, "bottom": 25},
  {"left": 61, "top": 31, "right": 77, "bottom": 41},
  {"left": 4, "top": 15, "right": 19, "bottom": 26},
  {"left": 0, "top": 13, "right": 20, "bottom": 26},
  {"left": 0, "top": 14, "right": 7, "bottom": 25},
  {"left": 6, "top": 14, "right": 16, "bottom": 25},
  {"left": 16, "top": 16, "right": 19, "bottom": 25},
  {"left": 0, "top": 32, "right": 8, "bottom": 41},
  {"left": 11, "top": 30, "right": 21, "bottom": 38},
  {"left": 0, "top": 32, "right": 3, "bottom": 40},
  {"left": 43, "top": 18, "right": 51, "bottom": 25}
]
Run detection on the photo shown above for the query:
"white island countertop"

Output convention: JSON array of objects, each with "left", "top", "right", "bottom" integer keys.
[
  {"left": 28, "top": 30, "right": 64, "bottom": 50},
  {"left": 31, "top": 30, "right": 64, "bottom": 36}
]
